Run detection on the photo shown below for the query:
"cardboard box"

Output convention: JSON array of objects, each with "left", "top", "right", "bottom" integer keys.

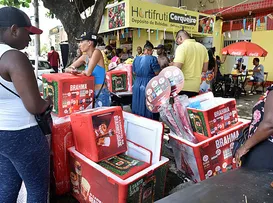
[
  {"left": 169, "top": 119, "right": 250, "bottom": 182},
  {"left": 70, "top": 107, "right": 127, "bottom": 162},
  {"left": 187, "top": 97, "right": 238, "bottom": 138},
  {"left": 42, "top": 73, "right": 95, "bottom": 117},
  {"left": 106, "top": 70, "right": 128, "bottom": 92}
]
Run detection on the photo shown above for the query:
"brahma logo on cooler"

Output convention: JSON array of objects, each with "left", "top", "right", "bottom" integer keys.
[{"left": 215, "top": 130, "right": 239, "bottom": 149}]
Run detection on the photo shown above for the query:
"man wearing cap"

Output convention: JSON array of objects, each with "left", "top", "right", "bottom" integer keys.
[
  {"left": 173, "top": 30, "right": 208, "bottom": 98},
  {"left": 155, "top": 44, "right": 170, "bottom": 70},
  {"left": 0, "top": 6, "right": 51, "bottom": 202}
]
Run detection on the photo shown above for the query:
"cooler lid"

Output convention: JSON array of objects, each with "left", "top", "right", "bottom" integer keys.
[{"left": 123, "top": 112, "right": 164, "bottom": 164}]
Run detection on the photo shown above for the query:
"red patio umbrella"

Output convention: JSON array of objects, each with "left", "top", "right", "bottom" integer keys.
[{"left": 222, "top": 41, "right": 268, "bottom": 57}]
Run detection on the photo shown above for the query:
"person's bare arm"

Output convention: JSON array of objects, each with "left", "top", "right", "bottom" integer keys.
[
  {"left": 83, "top": 50, "right": 102, "bottom": 76},
  {"left": 235, "top": 91, "right": 273, "bottom": 164},
  {"left": 173, "top": 62, "right": 183, "bottom": 69},
  {"left": 65, "top": 54, "right": 86, "bottom": 73},
  {"left": 1, "top": 50, "right": 50, "bottom": 114},
  {"left": 202, "top": 62, "right": 208, "bottom": 72}
]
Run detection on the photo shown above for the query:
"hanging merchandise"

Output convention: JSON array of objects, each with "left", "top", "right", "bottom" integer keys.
[
  {"left": 138, "top": 28, "right": 141, "bottom": 38},
  {"left": 148, "top": 28, "right": 151, "bottom": 41},
  {"left": 121, "top": 29, "right": 125, "bottom": 38},
  {"left": 159, "top": 66, "right": 184, "bottom": 97},
  {"left": 125, "top": 28, "right": 129, "bottom": 41},
  {"left": 257, "top": 19, "right": 261, "bottom": 27},
  {"left": 228, "top": 32, "right": 231, "bottom": 38},
  {"left": 248, "top": 25, "right": 251, "bottom": 31},
  {"left": 264, "top": 16, "right": 268, "bottom": 30},
  {"left": 156, "top": 29, "right": 159, "bottom": 41},
  {"left": 129, "top": 30, "right": 132, "bottom": 38},
  {"left": 253, "top": 18, "right": 256, "bottom": 31},
  {"left": 173, "top": 96, "right": 197, "bottom": 143},
  {"left": 243, "top": 19, "right": 246, "bottom": 32},
  {"left": 268, "top": 14, "right": 273, "bottom": 20},
  {"left": 223, "top": 32, "right": 226, "bottom": 38},
  {"left": 117, "top": 30, "right": 120, "bottom": 41},
  {"left": 202, "top": 24, "right": 205, "bottom": 34},
  {"left": 163, "top": 28, "right": 166, "bottom": 39},
  {"left": 230, "top": 21, "right": 233, "bottom": 32}
]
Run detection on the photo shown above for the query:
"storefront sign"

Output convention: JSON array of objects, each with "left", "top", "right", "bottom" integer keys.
[
  {"left": 169, "top": 12, "right": 197, "bottom": 25},
  {"left": 99, "top": 0, "right": 214, "bottom": 35},
  {"left": 108, "top": 2, "right": 126, "bottom": 30},
  {"left": 129, "top": 2, "right": 199, "bottom": 33}
]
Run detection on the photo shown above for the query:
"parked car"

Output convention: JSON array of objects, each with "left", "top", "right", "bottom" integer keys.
[
  {"left": 29, "top": 59, "right": 55, "bottom": 93},
  {"left": 29, "top": 58, "right": 55, "bottom": 77}
]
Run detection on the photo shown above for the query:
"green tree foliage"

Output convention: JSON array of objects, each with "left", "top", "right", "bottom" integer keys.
[{"left": 0, "top": 0, "right": 31, "bottom": 8}]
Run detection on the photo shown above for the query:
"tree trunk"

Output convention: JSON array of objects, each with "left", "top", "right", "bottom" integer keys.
[
  {"left": 33, "top": 0, "right": 41, "bottom": 56},
  {"left": 41, "top": 0, "right": 109, "bottom": 66}
]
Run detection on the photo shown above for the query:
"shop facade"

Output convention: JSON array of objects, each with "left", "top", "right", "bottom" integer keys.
[
  {"left": 99, "top": 0, "right": 215, "bottom": 57},
  {"left": 202, "top": 0, "right": 273, "bottom": 84}
]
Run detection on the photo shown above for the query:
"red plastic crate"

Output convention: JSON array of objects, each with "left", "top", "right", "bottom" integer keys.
[
  {"left": 51, "top": 116, "right": 74, "bottom": 195},
  {"left": 70, "top": 107, "right": 127, "bottom": 162},
  {"left": 187, "top": 98, "right": 238, "bottom": 138},
  {"left": 106, "top": 70, "right": 128, "bottom": 92},
  {"left": 42, "top": 73, "right": 95, "bottom": 117},
  {"left": 169, "top": 119, "right": 250, "bottom": 182},
  {"left": 68, "top": 147, "right": 169, "bottom": 203}
]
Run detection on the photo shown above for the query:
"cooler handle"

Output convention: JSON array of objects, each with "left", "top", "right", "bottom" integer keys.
[{"left": 107, "top": 177, "right": 116, "bottom": 185}]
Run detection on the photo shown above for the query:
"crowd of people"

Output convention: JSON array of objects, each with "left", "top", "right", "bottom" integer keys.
[{"left": 0, "top": 5, "right": 273, "bottom": 202}]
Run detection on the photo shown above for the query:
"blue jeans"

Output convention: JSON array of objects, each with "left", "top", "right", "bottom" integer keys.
[
  {"left": 0, "top": 126, "right": 50, "bottom": 203},
  {"left": 94, "top": 88, "right": 111, "bottom": 108}
]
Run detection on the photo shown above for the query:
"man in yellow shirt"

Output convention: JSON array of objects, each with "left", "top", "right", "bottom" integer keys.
[{"left": 173, "top": 30, "right": 208, "bottom": 97}]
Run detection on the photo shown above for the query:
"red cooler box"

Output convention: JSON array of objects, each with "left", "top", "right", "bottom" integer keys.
[
  {"left": 69, "top": 112, "right": 168, "bottom": 203},
  {"left": 116, "top": 64, "right": 133, "bottom": 92},
  {"left": 51, "top": 116, "right": 74, "bottom": 195},
  {"left": 106, "top": 70, "right": 128, "bottom": 92},
  {"left": 68, "top": 149, "right": 168, "bottom": 203},
  {"left": 187, "top": 97, "right": 238, "bottom": 138},
  {"left": 70, "top": 107, "right": 127, "bottom": 162},
  {"left": 42, "top": 73, "right": 95, "bottom": 117},
  {"left": 169, "top": 119, "right": 250, "bottom": 182}
]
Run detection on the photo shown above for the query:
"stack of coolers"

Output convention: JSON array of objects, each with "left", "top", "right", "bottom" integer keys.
[
  {"left": 42, "top": 73, "right": 95, "bottom": 195},
  {"left": 169, "top": 92, "right": 250, "bottom": 182},
  {"left": 106, "top": 64, "right": 133, "bottom": 93},
  {"left": 69, "top": 107, "right": 169, "bottom": 203}
]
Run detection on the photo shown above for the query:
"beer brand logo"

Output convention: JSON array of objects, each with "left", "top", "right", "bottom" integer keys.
[
  {"left": 70, "top": 84, "right": 87, "bottom": 91},
  {"left": 215, "top": 130, "right": 239, "bottom": 149},
  {"left": 169, "top": 12, "right": 197, "bottom": 25}
]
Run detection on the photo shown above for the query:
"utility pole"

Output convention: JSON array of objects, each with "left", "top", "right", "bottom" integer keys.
[{"left": 33, "top": 0, "right": 40, "bottom": 77}]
